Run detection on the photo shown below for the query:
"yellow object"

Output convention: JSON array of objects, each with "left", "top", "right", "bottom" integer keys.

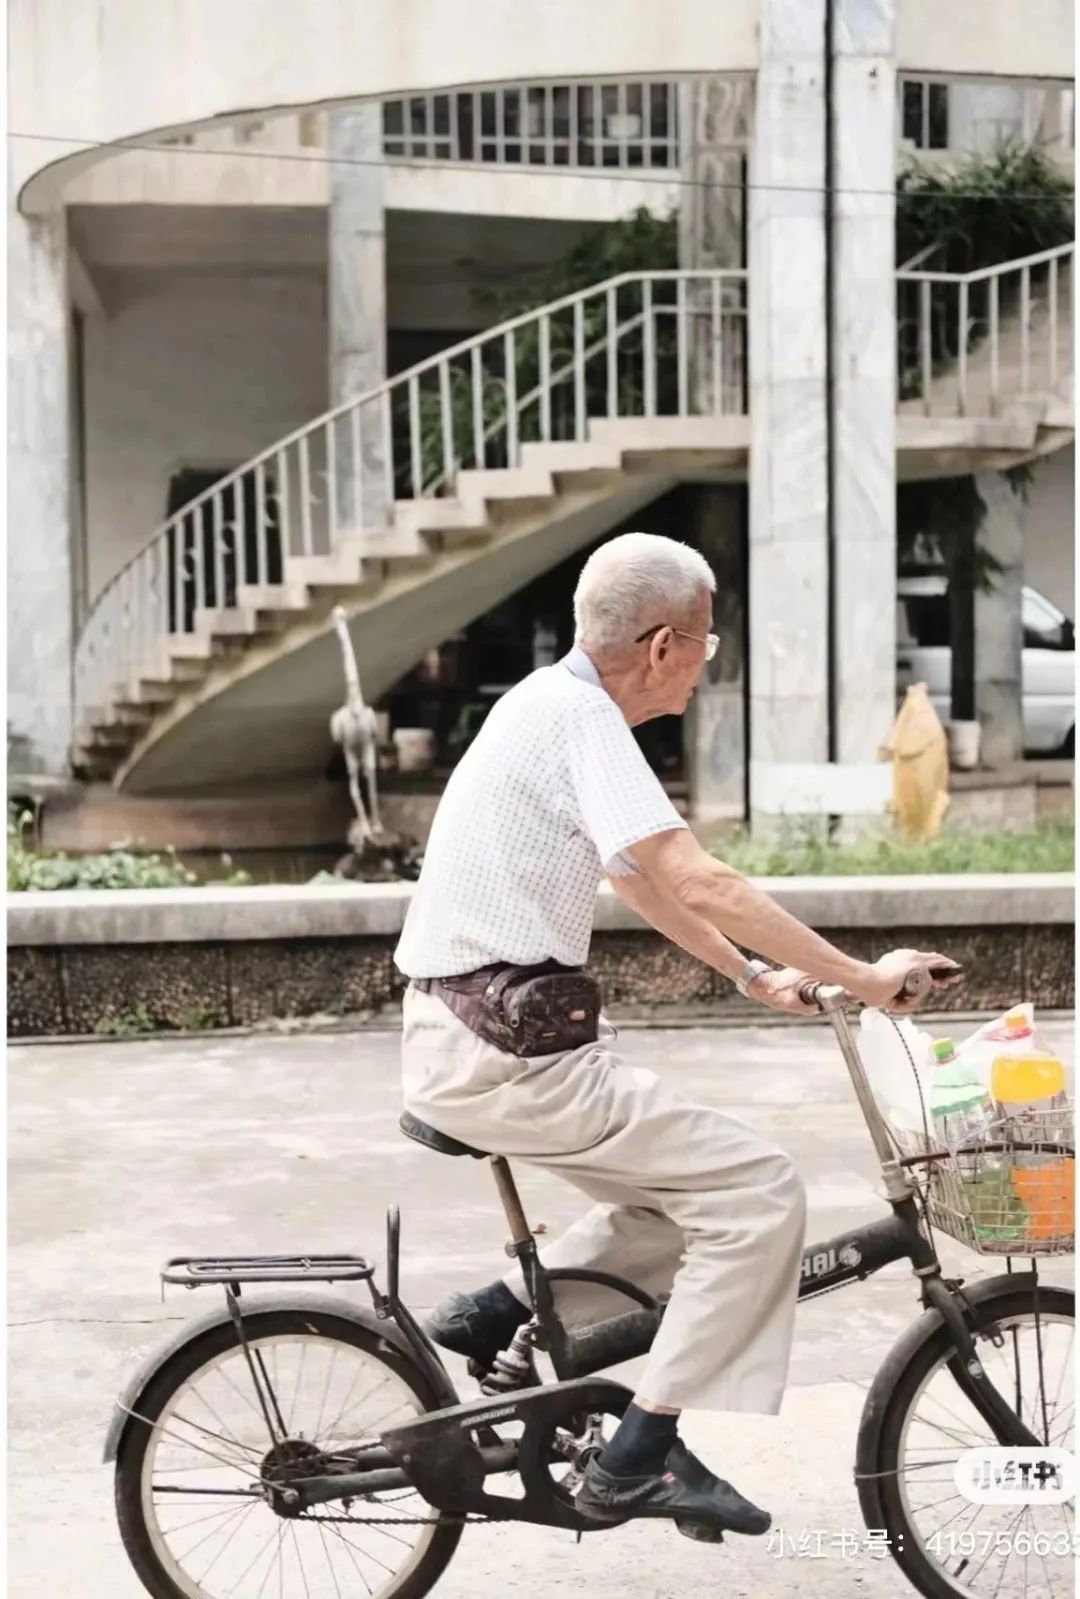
[
  {"left": 990, "top": 1051, "right": 1066, "bottom": 1105},
  {"left": 991, "top": 1042, "right": 1072, "bottom": 1241},
  {"left": 881, "top": 684, "right": 949, "bottom": 842}
]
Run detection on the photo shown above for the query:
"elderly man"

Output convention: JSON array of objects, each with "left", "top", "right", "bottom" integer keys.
[{"left": 394, "top": 531, "right": 954, "bottom": 1539}]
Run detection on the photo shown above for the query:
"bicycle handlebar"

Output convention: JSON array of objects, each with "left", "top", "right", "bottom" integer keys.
[{"left": 798, "top": 963, "right": 960, "bottom": 1012}]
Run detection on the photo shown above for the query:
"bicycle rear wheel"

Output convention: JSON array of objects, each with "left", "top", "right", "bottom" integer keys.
[
  {"left": 115, "top": 1307, "right": 462, "bottom": 1599},
  {"left": 863, "top": 1279, "right": 1074, "bottom": 1599}
]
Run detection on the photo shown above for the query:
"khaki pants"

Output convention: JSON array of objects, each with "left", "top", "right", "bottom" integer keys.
[{"left": 401, "top": 984, "right": 807, "bottom": 1414}]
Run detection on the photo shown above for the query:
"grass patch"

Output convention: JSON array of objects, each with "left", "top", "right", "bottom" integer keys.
[{"left": 714, "top": 822, "right": 1074, "bottom": 878}]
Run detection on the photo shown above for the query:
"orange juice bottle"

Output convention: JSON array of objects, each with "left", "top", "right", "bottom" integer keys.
[{"left": 990, "top": 1011, "right": 1073, "bottom": 1241}]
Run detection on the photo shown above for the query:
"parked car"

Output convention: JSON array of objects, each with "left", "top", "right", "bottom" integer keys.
[{"left": 896, "top": 575, "right": 1075, "bottom": 756}]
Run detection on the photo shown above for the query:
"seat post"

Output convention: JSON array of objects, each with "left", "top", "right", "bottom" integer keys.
[{"left": 489, "top": 1156, "right": 533, "bottom": 1250}]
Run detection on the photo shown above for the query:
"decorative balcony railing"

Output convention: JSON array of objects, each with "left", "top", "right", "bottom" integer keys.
[
  {"left": 381, "top": 81, "right": 681, "bottom": 170},
  {"left": 896, "top": 244, "right": 1074, "bottom": 416}
]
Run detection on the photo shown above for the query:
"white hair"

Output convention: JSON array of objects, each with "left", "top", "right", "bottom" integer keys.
[{"left": 573, "top": 532, "right": 716, "bottom": 654}]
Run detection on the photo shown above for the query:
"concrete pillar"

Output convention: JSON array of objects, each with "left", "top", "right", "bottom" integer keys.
[
  {"left": 974, "top": 471, "right": 1024, "bottom": 767},
  {"left": 832, "top": 1, "right": 898, "bottom": 781},
  {"left": 747, "top": 0, "right": 830, "bottom": 825},
  {"left": 678, "top": 79, "right": 752, "bottom": 409},
  {"left": 686, "top": 487, "right": 746, "bottom": 825},
  {"left": 7, "top": 199, "right": 73, "bottom": 775},
  {"left": 327, "top": 106, "right": 387, "bottom": 533}
]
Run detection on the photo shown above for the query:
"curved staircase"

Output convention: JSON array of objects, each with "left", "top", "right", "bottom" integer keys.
[{"left": 73, "top": 248, "right": 1073, "bottom": 792}]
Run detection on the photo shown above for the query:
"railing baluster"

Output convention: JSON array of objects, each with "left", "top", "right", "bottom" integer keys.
[
  {"left": 1020, "top": 264, "right": 1031, "bottom": 394},
  {"left": 989, "top": 273, "right": 1000, "bottom": 414},
  {"left": 171, "top": 514, "right": 184, "bottom": 634},
  {"left": 255, "top": 460, "right": 268, "bottom": 586},
  {"left": 504, "top": 330, "right": 518, "bottom": 466},
  {"left": 472, "top": 90, "right": 482, "bottom": 160},
  {"left": 544, "top": 85, "right": 554, "bottom": 166},
  {"left": 539, "top": 315, "right": 552, "bottom": 441},
  {"left": 957, "top": 279, "right": 969, "bottom": 416},
  {"left": 235, "top": 468, "right": 248, "bottom": 585},
  {"left": 213, "top": 490, "right": 227, "bottom": 609},
  {"left": 471, "top": 345, "right": 485, "bottom": 469},
  {"left": 277, "top": 449, "right": 291, "bottom": 561},
  {"left": 643, "top": 278, "right": 656, "bottom": 416},
  {"left": 381, "top": 391, "right": 395, "bottom": 512},
  {"left": 676, "top": 277, "right": 689, "bottom": 415},
  {"left": 593, "top": 83, "right": 602, "bottom": 165},
  {"left": 617, "top": 81, "right": 629, "bottom": 168},
  {"left": 192, "top": 509, "right": 206, "bottom": 621},
  {"left": 325, "top": 421, "right": 338, "bottom": 549},
  {"left": 439, "top": 359, "right": 454, "bottom": 491},
  {"left": 1048, "top": 256, "right": 1059, "bottom": 392},
  {"left": 711, "top": 276, "right": 723, "bottom": 414},
  {"left": 425, "top": 93, "right": 435, "bottom": 158},
  {"left": 299, "top": 436, "right": 314, "bottom": 555},
  {"left": 350, "top": 403, "right": 364, "bottom": 530},
  {"left": 668, "top": 82, "right": 677, "bottom": 163},
  {"left": 644, "top": 79, "right": 653, "bottom": 158},
  {"left": 606, "top": 285, "right": 618, "bottom": 416},
  {"left": 569, "top": 82, "right": 578, "bottom": 165},
  {"left": 919, "top": 280, "right": 932, "bottom": 414},
  {"left": 496, "top": 87, "right": 506, "bottom": 164},
  {"left": 573, "top": 298, "right": 585, "bottom": 440},
  {"left": 408, "top": 375, "right": 422, "bottom": 497}
]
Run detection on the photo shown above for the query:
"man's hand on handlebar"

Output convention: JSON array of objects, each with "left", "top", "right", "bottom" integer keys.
[
  {"left": 850, "top": 949, "right": 964, "bottom": 1013},
  {"left": 746, "top": 967, "right": 823, "bottom": 1016}
]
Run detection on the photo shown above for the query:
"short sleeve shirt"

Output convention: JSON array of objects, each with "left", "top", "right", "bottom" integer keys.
[{"left": 393, "top": 648, "right": 687, "bottom": 977}]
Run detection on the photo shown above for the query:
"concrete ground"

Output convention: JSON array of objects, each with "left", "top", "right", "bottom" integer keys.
[{"left": 8, "top": 1018, "right": 1074, "bottom": 1599}]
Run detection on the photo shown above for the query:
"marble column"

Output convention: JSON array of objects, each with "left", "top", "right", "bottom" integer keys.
[
  {"left": 327, "top": 106, "right": 388, "bottom": 533},
  {"left": 974, "top": 471, "right": 1024, "bottom": 767},
  {"left": 7, "top": 198, "right": 73, "bottom": 775},
  {"left": 685, "top": 487, "right": 747, "bottom": 824},
  {"left": 747, "top": 0, "right": 830, "bottom": 826},
  {"left": 678, "top": 78, "right": 752, "bottom": 411},
  {"left": 832, "top": 1, "right": 899, "bottom": 790}
]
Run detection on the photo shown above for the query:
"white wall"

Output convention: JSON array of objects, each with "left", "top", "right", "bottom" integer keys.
[
  {"left": 15, "top": 0, "right": 1072, "bottom": 211},
  {"left": 83, "top": 271, "right": 327, "bottom": 600},
  {"left": 1021, "top": 444, "right": 1075, "bottom": 615}
]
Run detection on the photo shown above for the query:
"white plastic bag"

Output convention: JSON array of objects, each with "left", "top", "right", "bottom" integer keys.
[{"left": 859, "top": 1009, "right": 936, "bottom": 1135}]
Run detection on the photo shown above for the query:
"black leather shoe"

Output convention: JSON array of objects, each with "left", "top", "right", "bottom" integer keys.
[
  {"left": 575, "top": 1439, "right": 771, "bottom": 1540},
  {"left": 424, "top": 1290, "right": 533, "bottom": 1376}
]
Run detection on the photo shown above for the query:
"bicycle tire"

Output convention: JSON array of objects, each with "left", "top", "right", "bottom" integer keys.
[
  {"left": 861, "top": 1279, "right": 1074, "bottom": 1599},
  {"left": 115, "top": 1307, "right": 463, "bottom": 1599}
]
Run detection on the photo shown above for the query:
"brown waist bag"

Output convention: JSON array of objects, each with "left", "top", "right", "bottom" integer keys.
[{"left": 418, "top": 960, "right": 601, "bottom": 1058}]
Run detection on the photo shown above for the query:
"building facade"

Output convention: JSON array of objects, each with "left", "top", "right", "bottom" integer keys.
[{"left": 8, "top": 0, "right": 1075, "bottom": 838}]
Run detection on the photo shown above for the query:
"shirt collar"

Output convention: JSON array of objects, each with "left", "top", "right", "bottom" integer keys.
[{"left": 560, "top": 645, "right": 602, "bottom": 687}]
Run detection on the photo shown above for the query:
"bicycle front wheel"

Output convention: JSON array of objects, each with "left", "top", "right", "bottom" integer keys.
[
  {"left": 863, "top": 1278, "right": 1074, "bottom": 1599},
  {"left": 115, "top": 1307, "right": 462, "bottom": 1599}
]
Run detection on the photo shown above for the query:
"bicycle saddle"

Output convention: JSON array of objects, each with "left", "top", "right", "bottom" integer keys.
[{"left": 399, "top": 1111, "right": 488, "bottom": 1160}]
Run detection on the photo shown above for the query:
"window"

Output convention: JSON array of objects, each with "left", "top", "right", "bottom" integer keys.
[
  {"left": 1022, "top": 589, "right": 1072, "bottom": 651},
  {"left": 901, "top": 79, "right": 949, "bottom": 150}
]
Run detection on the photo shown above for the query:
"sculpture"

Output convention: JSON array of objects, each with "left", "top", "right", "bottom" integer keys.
[{"left": 329, "top": 605, "right": 383, "bottom": 846}]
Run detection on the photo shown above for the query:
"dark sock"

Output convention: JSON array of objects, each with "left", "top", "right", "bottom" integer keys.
[
  {"left": 598, "top": 1402, "right": 680, "bottom": 1478},
  {"left": 471, "top": 1279, "right": 531, "bottom": 1341}
]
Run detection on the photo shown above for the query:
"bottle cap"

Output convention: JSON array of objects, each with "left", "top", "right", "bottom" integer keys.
[
  {"left": 1003, "top": 1008, "right": 1033, "bottom": 1036},
  {"left": 932, "top": 1038, "right": 956, "bottom": 1063}
]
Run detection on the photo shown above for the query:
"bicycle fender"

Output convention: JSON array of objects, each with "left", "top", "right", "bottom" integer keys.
[
  {"left": 102, "top": 1291, "right": 454, "bottom": 1463},
  {"left": 853, "top": 1270, "right": 1040, "bottom": 1525}
]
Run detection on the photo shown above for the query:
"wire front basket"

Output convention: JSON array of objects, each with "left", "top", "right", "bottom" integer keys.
[{"left": 893, "top": 1105, "right": 1075, "bottom": 1257}]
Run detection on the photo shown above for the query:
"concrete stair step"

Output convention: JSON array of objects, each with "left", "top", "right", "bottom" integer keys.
[
  {"left": 455, "top": 466, "right": 556, "bottom": 503},
  {"left": 235, "top": 582, "right": 312, "bottom": 615},
  {"left": 393, "top": 497, "right": 488, "bottom": 535},
  {"left": 519, "top": 441, "right": 624, "bottom": 476},
  {"left": 192, "top": 605, "right": 271, "bottom": 638}
]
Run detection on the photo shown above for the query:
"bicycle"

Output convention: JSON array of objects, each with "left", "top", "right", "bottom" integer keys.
[{"left": 105, "top": 969, "right": 1075, "bottom": 1599}]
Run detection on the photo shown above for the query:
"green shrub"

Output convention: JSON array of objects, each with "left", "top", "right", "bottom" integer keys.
[
  {"left": 7, "top": 810, "right": 253, "bottom": 891},
  {"left": 94, "top": 1004, "right": 155, "bottom": 1038},
  {"left": 715, "top": 820, "right": 1074, "bottom": 878}
]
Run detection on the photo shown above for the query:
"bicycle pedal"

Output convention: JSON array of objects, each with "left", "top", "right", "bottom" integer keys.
[{"left": 675, "top": 1518, "right": 725, "bottom": 1545}]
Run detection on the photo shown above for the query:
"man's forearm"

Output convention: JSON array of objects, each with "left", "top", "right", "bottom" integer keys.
[
  {"left": 606, "top": 872, "right": 750, "bottom": 983},
  {"left": 683, "top": 858, "right": 868, "bottom": 987}
]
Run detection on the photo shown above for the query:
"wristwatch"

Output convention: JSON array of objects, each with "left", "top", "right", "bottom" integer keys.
[{"left": 735, "top": 958, "right": 772, "bottom": 998}]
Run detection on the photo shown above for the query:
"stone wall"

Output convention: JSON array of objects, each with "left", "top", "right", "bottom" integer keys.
[{"left": 8, "top": 922, "right": 1073, "bottom": 1038}]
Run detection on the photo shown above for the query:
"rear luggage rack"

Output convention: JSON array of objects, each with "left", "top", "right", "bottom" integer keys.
[{"left": 162, "top": 1253, "right": 374, "bottom": 1288}]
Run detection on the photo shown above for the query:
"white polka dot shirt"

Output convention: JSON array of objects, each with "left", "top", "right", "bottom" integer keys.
[{"left": 393, "top": 648, "right": 687, "bottom": 977}]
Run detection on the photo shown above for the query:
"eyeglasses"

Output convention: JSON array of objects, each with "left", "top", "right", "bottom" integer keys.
[{"left": 634, "top": 623, "right": 719, "bottom": 662}]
